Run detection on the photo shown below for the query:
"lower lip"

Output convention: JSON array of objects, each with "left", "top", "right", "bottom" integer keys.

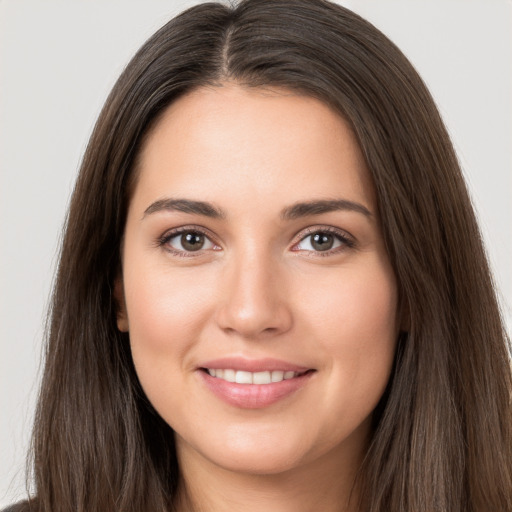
[{"left": 198, "top": 370, "right": 314, "bottom": 409}]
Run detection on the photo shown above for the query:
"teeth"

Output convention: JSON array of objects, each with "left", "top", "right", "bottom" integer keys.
[
  {"left": 206, "top": 368, "right": 301, "bottom": 384},
  {"left": 223, "top": 369, "right": 236, "bottom": 382},
  {"left": 271, "top": 370, "right": 284, "bottom": 382},
  {"left": 235, "top": 371, "right": 253, "bottom": 384},
  {"left": 253, "top": 371, "right": 271, "bottom": 384}
]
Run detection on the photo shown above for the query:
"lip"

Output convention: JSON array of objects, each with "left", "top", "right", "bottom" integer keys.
[
  {"left": 199, "top": 357, "right": 311, "bottom": 373},
  {"left": 197, "top": 357, "right": 315, "bottom": 409}
]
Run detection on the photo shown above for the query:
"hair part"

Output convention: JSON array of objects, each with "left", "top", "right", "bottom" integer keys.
[{"left": 22, "top": 1, "right": 512, "bottom": 511}]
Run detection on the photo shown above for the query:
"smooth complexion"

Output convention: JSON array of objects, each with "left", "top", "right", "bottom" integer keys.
[{"left": 116, "top": 84, "right": 399, "bottom": 512}]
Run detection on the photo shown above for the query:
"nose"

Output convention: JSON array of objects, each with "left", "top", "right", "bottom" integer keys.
[{"left": 215, "top": 251, "right": 293, "bottom": 339}]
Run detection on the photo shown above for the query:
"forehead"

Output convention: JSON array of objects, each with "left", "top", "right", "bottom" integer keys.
[{"left": 132, "top": 84, "right": 375, "bottom": 215}]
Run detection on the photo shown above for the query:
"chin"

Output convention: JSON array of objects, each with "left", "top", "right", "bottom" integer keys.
[
  {"left": 207, "top": 446, "right": 306, "bottom": 476},
  {"left": 177, "top": 425, "right": 314, "bottom": 476}
]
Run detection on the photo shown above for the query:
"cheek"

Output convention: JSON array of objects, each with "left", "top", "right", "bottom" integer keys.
[
  {"left": 123, "top": 262, "right": 217, "bottom": 385},
  {"left": 299, "top": 258, "right": 398, "bottom": 407},
  {"left": 122, "top": 264, "right": 220, "bottom": 424},
  {"left": 303, "top": 256, "right": 397, "bottom": 346},
  {"left": 125, "top": 262, "right": 209, "bottom": 336}
]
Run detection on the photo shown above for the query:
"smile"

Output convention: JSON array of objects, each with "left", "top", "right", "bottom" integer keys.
[
  {"left": 198, "top": 360, "right": 315, "bottom": 408},
  {"left": 205, "top": 369, "right": 306, "bottom": 384}
]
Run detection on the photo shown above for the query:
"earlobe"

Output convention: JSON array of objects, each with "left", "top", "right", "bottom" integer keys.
[{"left": 114, "top": 277, "right": 129, "bottom": 332}]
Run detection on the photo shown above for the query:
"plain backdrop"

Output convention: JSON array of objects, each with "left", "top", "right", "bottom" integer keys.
[{"left": 1, "top": 0, "right": 511, "bottom": 505}]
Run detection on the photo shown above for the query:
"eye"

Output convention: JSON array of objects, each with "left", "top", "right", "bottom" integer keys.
[
  {"left": 293, "top": 228, "right": 354, "bottom": 254},
  {"left": 161, "top": 229, "right": 217, "bottom": 254}
]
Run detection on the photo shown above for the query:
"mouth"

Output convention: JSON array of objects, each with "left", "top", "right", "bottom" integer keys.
[
  {"left": 201, "top": 368, "right": 313, "bottom": 385},
  {"left": 197, "top": 358, "right": 316, "bottom": 409}
]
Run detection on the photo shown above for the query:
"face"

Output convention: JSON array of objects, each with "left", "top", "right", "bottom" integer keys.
[{"left": 117, "top": 84, "right": 399, "bottom": 477}]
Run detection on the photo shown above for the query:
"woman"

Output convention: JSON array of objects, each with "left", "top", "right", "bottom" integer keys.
[{"left": 7, "top": 0, "right": 511, "bottom": 510}]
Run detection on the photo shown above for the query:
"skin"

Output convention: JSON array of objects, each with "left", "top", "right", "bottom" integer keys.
[{"left": 116, "top": 84, "right": 399, "bottom": 512}]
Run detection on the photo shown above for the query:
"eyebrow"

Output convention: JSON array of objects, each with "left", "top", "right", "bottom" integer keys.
[
  {"left": 143, "top": 198, "right": 226, "bottom": 219},
  {"left": 142, "top": 197, "right": 372, "bottom": 220},
  {"left": 280, "top": 199, "right": 372, "bottom": 220}
]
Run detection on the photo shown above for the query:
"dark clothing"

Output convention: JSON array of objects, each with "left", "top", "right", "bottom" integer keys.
[{"left": 1, "top": 503, "right": 27, "bottom": 512}]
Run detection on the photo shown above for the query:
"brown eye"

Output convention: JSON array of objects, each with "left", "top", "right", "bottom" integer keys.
[
  {"left": 311, "top": 233, "right": 334, "bottom": 251},
  {"left": 294, "top": 229, "right": 352, "bottom": 254},
  {"left": 181, "top": 232, "right": 205, "bottom": 251},
  {"left": 165, "top": 230, "right": 216, "bottom": 253}
]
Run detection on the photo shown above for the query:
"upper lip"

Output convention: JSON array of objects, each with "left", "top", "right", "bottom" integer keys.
[{"left": 199, "top": 357, "right": 312, "bottom": 373}]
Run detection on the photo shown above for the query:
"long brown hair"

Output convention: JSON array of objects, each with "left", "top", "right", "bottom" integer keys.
[{"left": 20, "top": 1, "right": 511, "bottom": 511}]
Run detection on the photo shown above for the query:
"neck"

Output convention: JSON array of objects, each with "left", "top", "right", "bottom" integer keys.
[{"left": 174, "top": 434, "right": 366, "bottom": 512}]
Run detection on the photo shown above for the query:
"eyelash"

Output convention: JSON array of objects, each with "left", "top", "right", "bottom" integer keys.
[
  {"left": 157, "top": 225, "right": 356, "bottom": 257},
  {"left": 157, "top": 225, "right": 218, "bottom": 258},
  {"left": 291, "top": 226, "right": 356, "bottom": 256}
]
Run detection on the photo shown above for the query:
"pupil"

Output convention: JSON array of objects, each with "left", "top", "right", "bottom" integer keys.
[
  {"left": 312, "top": 233, "right": 333, "bottom": 251},
  {"left": 182, "top": 233, "right": 204, "bottom": 251}
]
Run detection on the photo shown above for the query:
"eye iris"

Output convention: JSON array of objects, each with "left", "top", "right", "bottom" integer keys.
[
  {"left": 311, "top": 233, "right": 334, "bottom": 251},
  {"left": 181, "top": 232, "right": 204, "bottom": 251}
]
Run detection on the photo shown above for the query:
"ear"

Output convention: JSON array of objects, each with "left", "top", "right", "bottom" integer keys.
[{"left": 114, "top": 276, "right": 129, "bottom": 332}]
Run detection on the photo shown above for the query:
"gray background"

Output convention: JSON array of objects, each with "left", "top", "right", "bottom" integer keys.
[{"left": 1, "top": 0, "right": 511, "bottom": 505}]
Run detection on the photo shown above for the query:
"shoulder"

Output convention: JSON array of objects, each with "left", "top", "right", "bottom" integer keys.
[{"left": 1, "top": 502, "right": 31, "bottom": 512}]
